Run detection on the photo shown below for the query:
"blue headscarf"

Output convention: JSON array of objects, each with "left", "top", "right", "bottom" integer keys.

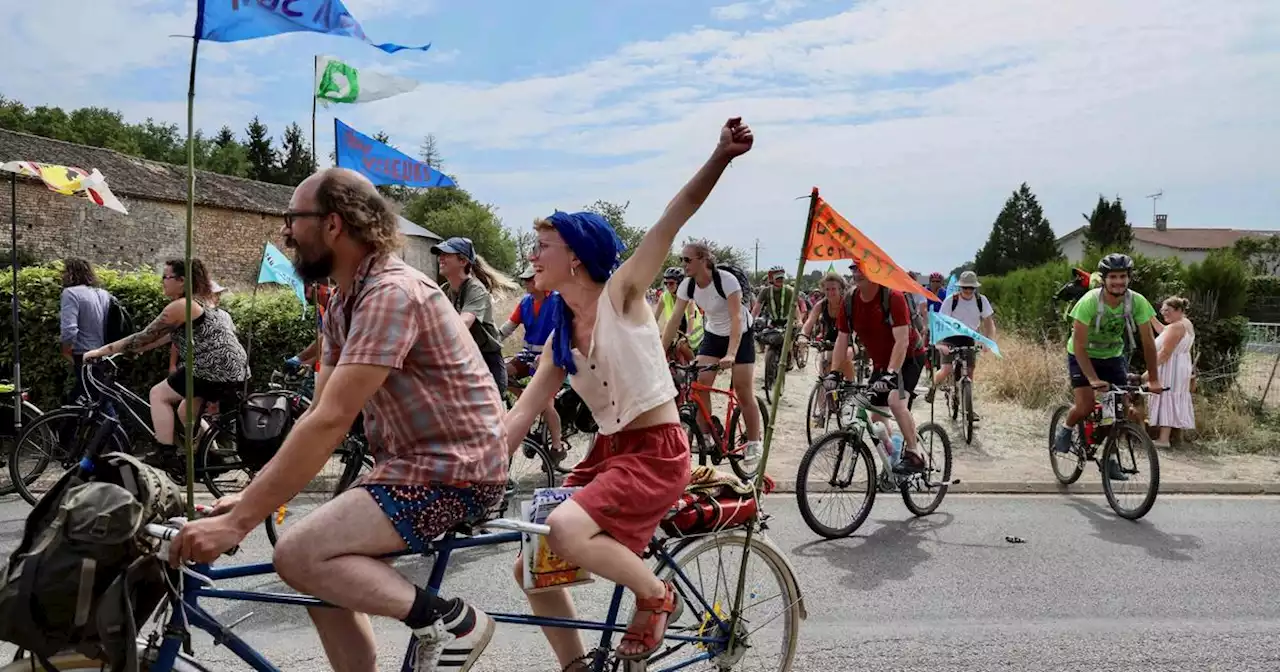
[{"left": 544, "top": 211, "right": 626, "bottom": 374}]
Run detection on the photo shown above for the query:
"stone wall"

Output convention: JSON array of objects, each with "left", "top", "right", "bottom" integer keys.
[{"left": 0, "top": 179, "right": 286, "bottom": 289}]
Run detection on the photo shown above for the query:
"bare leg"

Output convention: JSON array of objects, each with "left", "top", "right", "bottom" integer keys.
[
  {"left": 149, "top": 381, "right": 181, "bottom": 445},
  {"left": 272, "top": 488, "right": 421, "bottom": 672},
  {"left": 1157, "top": 426, "right": 1172, "bottom": 444},
  {"left": 545, "top": 500, "right": 666, "bottom": 658},
  {"left": 1066, "top": 387, "right": 1097, "bottom": 427},
  {"left": 512, "top": 556, "right": 585, "bottom": 667},
  {"left": 731, "top": 363, "right": 762, "bottom": 440},
  {"left": 889, "top": 393, "right": 919, "bottom": 452},
  {"left": 545, "top": 400, "right": 563, "bottom": 450},
  {"left": 693, "top": 355, "right": 718, "bottom": 433}
]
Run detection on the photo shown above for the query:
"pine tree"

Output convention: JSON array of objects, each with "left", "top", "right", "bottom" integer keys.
[
  {"left": 974, "top": 182, "right": 1063, "bottom": 276},
  {"left": 1082, "top": 195, "right": 1132, "bottom": 254},
  {"left": 213, "top": 125, "right": 236, "bottom": 148},
  {"left": 278, "top": 122, "right": 314, "bottom": 186},
  {"left": 244, "top": 116, "right": 277, "bottom": 183},
  {"left": 419, "top": 133, "right": 443, "bottom": 170}
]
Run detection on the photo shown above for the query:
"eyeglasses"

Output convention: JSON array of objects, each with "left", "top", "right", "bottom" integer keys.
[
  {"left": 162, "top": 275, "right": 179, "bottom": 281},
  {"left": 680, "top": 256, "right": 695, "bottom": 264},
  {"left": 283, "top": 210, "right": 329, "bottom": 229},
  {"left": 530, "top": 240, "right": 567, "bottom": 256}
]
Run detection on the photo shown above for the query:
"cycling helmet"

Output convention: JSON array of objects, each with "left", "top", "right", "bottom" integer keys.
[
  {"left": 1097, "top": 253, "right": 1134, "bottom": 274},
  {"left": 929, "top": 272, "right": 944, "bottom": 282},
  {"left": 663, "top": 267, "right": 683, "bottom": 281},
  {"left": 769, "top": 265, "right": 785, "bottom": 276}
]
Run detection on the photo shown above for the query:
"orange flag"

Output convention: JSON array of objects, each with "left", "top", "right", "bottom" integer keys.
[{"left": 804, "top": 195, "right": 939, "bottom": 302}]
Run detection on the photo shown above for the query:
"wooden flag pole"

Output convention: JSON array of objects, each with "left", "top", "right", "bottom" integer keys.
[
  {"left": 182, "top": 35, "right": 201, "bottom": 517},
  {"left": 726, "top": 186, "right": 820, "bottom": 651},
  {"left": 9, "top": 172, "right": 20, "bottom": 431}
]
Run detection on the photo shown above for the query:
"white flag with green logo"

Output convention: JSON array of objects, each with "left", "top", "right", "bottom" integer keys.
[{"left": 314, "top": 55, "right": 420, "bottom": 105}]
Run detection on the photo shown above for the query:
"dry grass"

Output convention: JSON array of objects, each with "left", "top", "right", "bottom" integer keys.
[
  {"left": 979, "top": 336, "right": 1071, "bottom": 410},
  {"left": 1189, "top": 393, "right": 1280, "bottom": 454}
]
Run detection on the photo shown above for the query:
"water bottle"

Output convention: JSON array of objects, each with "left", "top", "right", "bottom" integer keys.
[
  {"left": 889, "top": 434, "right": 904, "bottom": 467},
  {"left": 874, "top": 422, "right": 892, "bottom": 451}
]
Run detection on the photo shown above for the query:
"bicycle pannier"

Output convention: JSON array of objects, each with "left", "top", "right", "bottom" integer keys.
[
  {"left": 0, "top": 452, "right": 183, "bottom": 671},
  {"left": 237, "top": 392, "right": 294, "bottom": 469}
]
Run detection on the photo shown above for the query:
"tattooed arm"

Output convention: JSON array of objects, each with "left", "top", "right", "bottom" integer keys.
[{"left": 84, "top": 299, "right": 195, "bottom": 360}]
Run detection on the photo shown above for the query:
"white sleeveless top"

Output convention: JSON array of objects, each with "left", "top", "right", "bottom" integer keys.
[{"left": 563, "top": 282, "right": 677, "bottom": 435}]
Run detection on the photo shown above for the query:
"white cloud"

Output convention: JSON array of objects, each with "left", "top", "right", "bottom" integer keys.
[
  {"left": 712, "top": 1, "right": 808, "bottom": 22},
  {"left": 712, "top": 3, "right": 757, "bottom": 21}
]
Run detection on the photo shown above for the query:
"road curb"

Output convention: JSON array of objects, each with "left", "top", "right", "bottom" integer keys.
[{"left": 764, "top": 479, "right": 1280, "bottom": 495}]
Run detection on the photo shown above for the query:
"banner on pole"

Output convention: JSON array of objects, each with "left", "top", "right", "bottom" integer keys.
[
  {"left": 195, "top": 0, "right": 430, "bottom": 54},
  {"left": 315, "top": 55, "right": 420, "bottom": 105},
  {"left": 335, "top": 119, "right": 455, "bottom": 188},
  {"left": 929, "top": 311, "right": 1001, "bottom": 357},
  {"left": 258, "top": 242, "right": 308, "bottom": 309},
  {"left": 0, "top": 162, "right": 128, "bottom": 214},
  {"left": 802, "top": 195, "right": 938, "bottom": 302}
]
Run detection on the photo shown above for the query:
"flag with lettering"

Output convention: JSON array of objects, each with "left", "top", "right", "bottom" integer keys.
[
  {"left": 929, "top": 311, "right": 1001, "bottom": 357},
  {"left": 334, "top": 118, "right": 455, "bottom": 188},
  {"left": 196, "top": 0, "right": 431, "bottom": 54},
  {"left": 315, "top": 55, "right": 420, "bottom": 104},
  {"left": 258, "top": 242, "right": 307, "bottom": 309},
  {"left": 802, "top": 194, "right": 939, "bottom": 302},
  {"left": 0, "top": 161, "right": 128, "bottom": 214}
]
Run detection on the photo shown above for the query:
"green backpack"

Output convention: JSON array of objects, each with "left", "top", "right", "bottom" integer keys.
[{"left": 0, "top": 452, "right": 185, "bottom": 671}]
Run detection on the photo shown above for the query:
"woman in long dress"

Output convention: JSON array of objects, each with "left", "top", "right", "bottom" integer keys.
[{"left": 1149, "top": 296, "right": 1195, "bottom": 447}]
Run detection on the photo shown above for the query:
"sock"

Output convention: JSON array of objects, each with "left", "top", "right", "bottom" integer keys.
[{"left": 404, "top": 587, "right": 458, "bottom": 631}]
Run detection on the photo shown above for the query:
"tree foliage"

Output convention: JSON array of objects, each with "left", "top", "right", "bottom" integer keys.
[
  {"left": 1082, "top": 194, "right": 1132, "bottom": 254},
  {"left": 1233, "top": 234, "right": 1280, "bottom": 276},
  {"left": 973, "top": 182, "right": 1062, "bottom": 277}
]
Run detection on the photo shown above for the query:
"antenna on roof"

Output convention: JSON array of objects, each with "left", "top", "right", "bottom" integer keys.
[{"left": 1145, "top": 190, "right": 1163, "bottom": 226}]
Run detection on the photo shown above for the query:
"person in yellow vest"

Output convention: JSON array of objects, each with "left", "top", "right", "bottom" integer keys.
[{"left": 653, "top": 267, "right": 703, "bottom": 363}]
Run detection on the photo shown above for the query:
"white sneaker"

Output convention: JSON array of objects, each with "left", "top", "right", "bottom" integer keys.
[
  {"left": 741, "top": 440, "right": 764, "bottom": 474},
  {"left": 411, "top": 601, "right": 495, "bottom": 672}
]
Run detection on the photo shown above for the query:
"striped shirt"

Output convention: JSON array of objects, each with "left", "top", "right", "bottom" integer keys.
[{"left": 322, "top": 253, "right": 508, "bottom": 487}]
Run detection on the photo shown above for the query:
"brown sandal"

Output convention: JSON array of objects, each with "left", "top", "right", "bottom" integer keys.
[{"left": 617, "top": 581, "right": 678, "bottom": 661}]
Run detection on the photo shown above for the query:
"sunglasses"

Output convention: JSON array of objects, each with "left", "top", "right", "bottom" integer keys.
[{"left": 681, "top": 256, "right": 696, "bottom": 264}]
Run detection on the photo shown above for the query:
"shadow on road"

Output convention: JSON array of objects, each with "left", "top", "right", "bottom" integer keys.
[
  {"left": 789, "top": 513, "right": 956, "bottom": 590},
  {"left": 1064, "top": 496, "right": 1202, "bottom": 561}
]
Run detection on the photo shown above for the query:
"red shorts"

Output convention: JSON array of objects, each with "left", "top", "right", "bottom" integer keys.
[{"left": 563, "top": 422, "right": 691, "bottom": 555}]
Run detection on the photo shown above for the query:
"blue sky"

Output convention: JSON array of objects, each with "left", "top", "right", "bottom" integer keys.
[{"left": 6, "top": 0, "right": 1279, "bottom": 275}]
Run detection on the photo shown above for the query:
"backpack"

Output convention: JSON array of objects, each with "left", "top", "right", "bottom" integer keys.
[
  {"left": 684, "top": 264, "right": 756, "bottom": 313},
  {"left": 103, "top": 292, "right": 134, "bottom": 344},
  {"left": 949, "top": 293, "right": 988, "bottom": 315},
  {"left": 0, "top": 452, "right": 185, "bottom": 672},
  {"left": 845, "top": 287, "right": 927, "bottom": 353},
  {"left": 237, "top": 392, "right": 295, "bottom": 469}
]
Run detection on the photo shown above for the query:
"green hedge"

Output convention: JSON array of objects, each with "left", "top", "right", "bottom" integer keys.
[{"left": 0, "top": 262, "right": 315, "bottom": 412}]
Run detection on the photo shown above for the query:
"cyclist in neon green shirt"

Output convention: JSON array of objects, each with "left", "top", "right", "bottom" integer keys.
[
  {"left": 654, "top": 267, "right": 703, "bottom": 361},
  {"left": 1053, "top": 254, "right": 1163, "bottom": 474}
]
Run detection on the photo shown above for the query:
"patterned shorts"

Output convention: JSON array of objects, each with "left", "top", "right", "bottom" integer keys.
[{"left": 362, "top": 482, "right": 506, "bottom": 553}]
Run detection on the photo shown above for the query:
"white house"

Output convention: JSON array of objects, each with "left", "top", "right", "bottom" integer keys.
[{"left": 1057, "top": 215, "right": 1280, "bottom": 270}]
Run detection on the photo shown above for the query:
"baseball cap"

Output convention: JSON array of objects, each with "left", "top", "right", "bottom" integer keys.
[
  {"left": 210, "top": 280, "right": 227, "bottom": 294},
  {"left": 430, "top": 236, "right": 476, "bottom": 262}
]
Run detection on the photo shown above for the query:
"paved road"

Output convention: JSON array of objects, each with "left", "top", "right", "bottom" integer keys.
[{"left": 3, "top": 493, "right": 1278, "bottom": 671}]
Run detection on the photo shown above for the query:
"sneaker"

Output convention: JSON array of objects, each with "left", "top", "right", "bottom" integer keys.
[
  {"left": 894, "top": 450, "right": 927, "bottom": 474},
  {"left": 924, "top": 386, "right": 936, "bottom": 405},
  {"left": 411, "top": 601, "right": 495, "bottom": 672},
  {"left": 1105, "top": 458, "right": 1130, "bottom": 482},
  {"left": 1053, "top": 426, "right": 1074, "bottom": 454},
  {"left": 741, "top": 440, "right": 764, "bottom": 474}
]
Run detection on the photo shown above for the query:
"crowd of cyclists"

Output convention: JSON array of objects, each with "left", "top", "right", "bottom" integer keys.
[{"left": 3, "top": 114, "right": 1183, "bottom": 672}]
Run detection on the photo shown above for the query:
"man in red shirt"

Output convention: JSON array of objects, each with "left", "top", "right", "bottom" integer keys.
[{"left": 827, "top": 261, "right": 928, "bottom": 472}]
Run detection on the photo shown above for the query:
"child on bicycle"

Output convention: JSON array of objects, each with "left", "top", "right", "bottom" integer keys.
[{"left": 504, "top": 117, "right": 753, "bottom": 671}]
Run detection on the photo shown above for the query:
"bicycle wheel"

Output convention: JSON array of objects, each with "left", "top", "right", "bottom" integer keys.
[
  {"left": 264, "top": 439, "right": 374, "bottom": 545},
  {"left": 648, "top": 530, "right": 804, "bottom": 671},
  {"left": 1101, "top": 422, "right": 1160, "bottom": 520},
  {"left": 0, "top": 400, "right": 45, "bottom": 496},
  {"left": 1048, "top": 404, "right": 1085, "bottom": 485},
  {"left": 962, "top": 379, "right": 975, "bottom": 445},
  {"left": 725, "top": 396, "right": 770, "bottom": 481},
  {"left": 763, "top": 347, "right": 779, "bottom": 402},
  {"left": 804, "top": 382, "right": 831, "bottom": 446},
  {"left": 197, "top": 425, "right": 258, "bottom": 499},
  {"left": 900, "top": 422, "right": 952, "bottom": 516},
  {"left": 495, "top": 439, "right": 555, "bottom": 519},
  {"left": 0, "top": 646, "right": 213, "bottom": 671},
  {"left": 796, "top": 430, "right": 876, "bottom": 538},
  {"left": 681, "top": 415, "right": 713, "bottom": 468},
  {"left": 10, "top": 407, "right": 127, "bottom": 506}
]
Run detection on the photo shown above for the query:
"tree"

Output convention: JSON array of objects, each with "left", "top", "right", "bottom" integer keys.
[
  {"left": 213, "top": 125, "right": 237, "bottom": 148},
  {"left": 582, "top": 200, "right": 649, "bottom": 263},
  {"left": 278, "top": 122, "right": 314, "bottom": 186},
  {"left": 244, "top": 117, "right": 278, "bottom": 183},
  {"left": 402, "top": 186, "right": 519, "bottom": 274},
  {"left": 419, "top": 134, "right": 444, "bottom": 171},
  {"left": 1233, "top": 235, "right": 1280, "bottom": 276},
  {"left": 1082, "top": 195, "right": 1132, "bottom": 254},
  {"left": 973, "top": 182, "right": 1062, "bottom": 277},
  {"left": 947, "top": 260, "right": 975, "bottom": 279}
]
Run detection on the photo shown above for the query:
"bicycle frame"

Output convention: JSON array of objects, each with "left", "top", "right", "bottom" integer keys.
[
  {"left": 145, "top": 531, "right": 733, "bottom": 672},
  {"left": 674, "top": 368, "right": 744, "bottom": 457}
]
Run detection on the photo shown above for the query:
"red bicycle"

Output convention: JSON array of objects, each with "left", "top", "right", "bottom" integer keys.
[{"left": 669, "top": 360, "right": 770, "bottom": 481}]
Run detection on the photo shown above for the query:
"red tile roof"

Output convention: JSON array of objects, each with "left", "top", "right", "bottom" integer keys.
[{"left": 1131, "top": 227, "right": 1280, "bottom": 250}]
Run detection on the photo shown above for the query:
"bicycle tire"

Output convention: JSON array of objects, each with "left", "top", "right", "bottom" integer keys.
[
  {"left": 0, "top": 400, "right": 44, "bottom": 496},
  {"left": 1048, "top": 404, "right": 1084, "bottom": 485},
  {"left": 796, "top": 430, "right": 876, "bottom": 538},
  {"left": 264, "top": 448, "right": 374, "bottom": 546},
  {"left": 197, "top": 425, "right": 259, "bottom": 500},
  {"left": 10, "top": 407, "right": 128, "bottom": 506},
  {"left": 764, "top": 347, "right": 779, "bottom": 403},
  {"left": 804, "top": 382, "right": 826, "bottom": 446},
  {"left": 681, "top": 415, "right": 712, "bottom": 468},
  {"left": 901, "top": 421, "right": 952, "bottom": 516},
  {"left": 0, "top": 646, "right": 213, "bottom": 671},
  {"left": 494, "top": 440, "right": 555, "bottom": 519},
  {"left": 962, "top": 379, "right": 975, "bottom": 445},
  {"left": 1101, "top": 422, "right": 1160, "bottom": 520}
]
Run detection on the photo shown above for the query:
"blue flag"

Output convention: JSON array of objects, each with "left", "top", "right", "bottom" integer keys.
[
  {"left": 195, "top": 0, "right": 430, "bottom": 54},
  {"left": 929, "top": 311, "right": 1001, "bottom": 357},
  {"left": 335, "top": 119, "right": 456, "bottom": 188},
  {"left": 258, "top": 242, "right": 307, "bottom": 309},
  {"left": 945, "top": 273, "right": 959, "bottom": 298}
]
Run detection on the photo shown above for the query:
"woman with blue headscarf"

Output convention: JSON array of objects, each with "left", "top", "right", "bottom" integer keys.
[{"left": 504, "top": 118, "right": 754, "bottom": 668}]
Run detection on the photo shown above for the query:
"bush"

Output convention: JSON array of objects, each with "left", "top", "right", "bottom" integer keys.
[
  {"left": 0, "top": 262, "right": 314, "bottom": 412},
  {"left": 976, "top": 259, "right": 1073, "bottom": 339},
  {"left": 1192, "top": 315, "right": 1250, "bottom": 394},
  {"left": 1248, "top": 274, "right": 1280, "bottom": 301},
  {"left": 1185, "top": 249, "right": 1249, "bottom": 320}
]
